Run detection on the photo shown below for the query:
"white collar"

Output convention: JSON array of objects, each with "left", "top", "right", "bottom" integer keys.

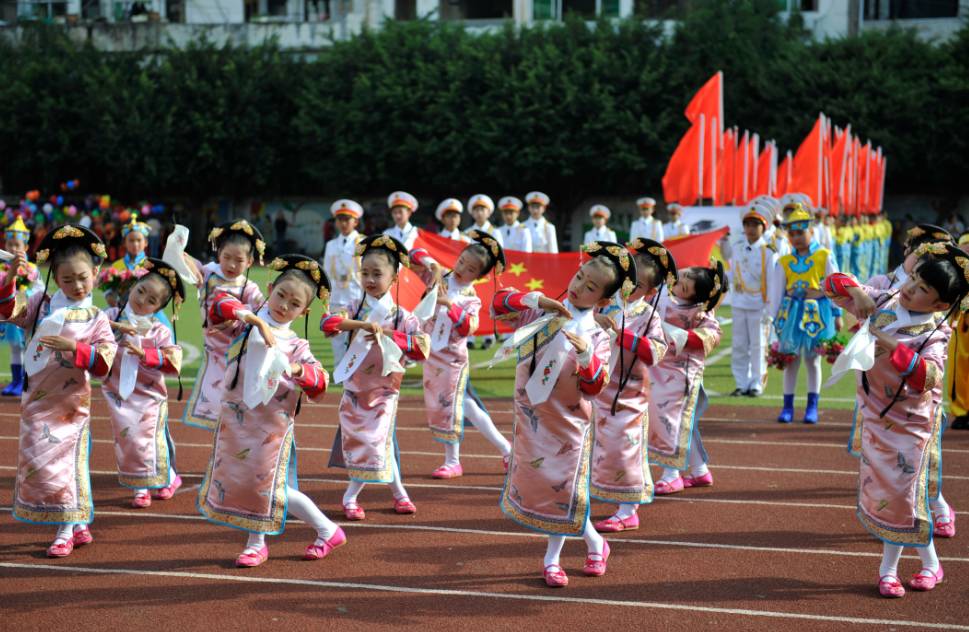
[
  {"left": 528, "top": 217, "right": 545, "bottom": 225},
  {"left": 122, "top": 303, "right": 154, "bottom": 335},
  {"left": 447, "top": 276, "right": 471, "bottom": 298},
  {"left": 49, "top": 290, "right": 93, "bottom": 312},
  {"left": 394, "top": 223, "right": 414, "bottom": 234},
  {"left": 562, "top": 299, "right": 597, "bottom": 335},
  {"left": 883, "top": 303, "right": 935, "bottom": 334},
  {"left": 364, "top": 291, "right": 395, "bottom": 313},
  {"left": 256, "top": 305, "right": 291, "bottom": 331},
  {"left": 503, "top": 222, "right": 520, "bottom": 229}
]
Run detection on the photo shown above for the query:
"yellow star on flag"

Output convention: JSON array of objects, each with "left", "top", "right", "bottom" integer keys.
[
  {"left": 507, "top": 262, "right": 527, "bottom": 277},
  {"left": 525, "top": 278, "right": 544, "bottom": 291}
]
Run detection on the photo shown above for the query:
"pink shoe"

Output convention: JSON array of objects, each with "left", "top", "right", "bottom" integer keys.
[
  {"left": 72, "top": 525, "right": 94, "bottom": 547},
  {"left": 878, "top": 575, "right": 905, "bottom": 598},
  {"left": 304, "top": 527, "right": 347, "bottom": 560},
  {"left": 544, "top": 564, "right": 569, "bottom": 587},
  {"left": 235, "top": 545, "right": 269, "bottom": 568},
  {"left": 343, "top": 503, "right": 366, "bottom": 521},
  {"left": 46, "top": 537, "right": 74, "bottom": 558},
  {"left": 594, "top": 514, "right": 639, "bottom": 533},
  {"left": 934, "top": 508, "right": 956, "bottom": 538},
  {"left": 394, "top": 497, "right": 417, "bottom": 514},
  {"left": 909, "top": 566, "right": 944, "bottom": 591},
  {"left": 654, "top": 477, "right": 684, "bottom": 495},
  {"left": 583, "top": 540, "right": 610, "bottom": 577},
  {"left": 152, "top": 475, "right": 183, "bottom": 500},
  {"left": 683, "top": 472, "right": 714, "bottom": 488},
  {"left": 132, "top": 491, "right": 152, "bottom": 508},
  {"left": 502, "top": 455, "right": 510, "bottom": 473},
  {"left": 431, "top": 463, "right": 463, "bottom": 479}
]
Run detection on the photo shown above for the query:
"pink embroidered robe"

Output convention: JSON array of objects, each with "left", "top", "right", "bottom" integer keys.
[
  {"left": 102, "top": 307, "right": 182, "bottom": 489},
  {"left": 183, "top": 262, "right": 264, "bottom": 430}
]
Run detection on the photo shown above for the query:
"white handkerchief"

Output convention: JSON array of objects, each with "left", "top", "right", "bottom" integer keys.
[
  {"left": 332, "top": 296, "right": 391, "bottom": 383},
  {"left": 376, "top": 330, "right": 405, "bottom": 376},
  {"left": 242, "top": 329, "right": 291, "bottom": 409},
  {"left": 413, "top": 286, "right": 438, "bottom": 323},
  {"left": 25, "top": 291, "right": 92, "bottom": 377},
  {"left": 661, "top": 321, "right": 689, "bottom": 354},
  {"left": 488, "top": 312, "right": 558, "bottom": 368},
  {"left": 162, "top": 225, "right": 199, "bottom": 286},
  {"left": 430, "top": 305, "right": 452, "bottom": 352},
  {"left": 0, "top": 249, "right": 14, "bottom": 262},
  {"left": 825, "top": 321, "right": 876, "bottom": 387},
  {"left": 118, "top": 336, "right": 140, "bottom": 400},
  {"left": 524, "top": 301, "right": 596, "bottom": 405}
]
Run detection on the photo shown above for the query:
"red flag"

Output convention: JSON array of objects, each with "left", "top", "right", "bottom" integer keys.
[
  {"left": 777, "top": 150, "right": 794, "bottom": 196},
  {"left": 703, "top": 115, "right": 720, "bottom": 200},
  {"left": 685, "top": 71, "right": 724, "bottom": 137},
  {"left": 828, "top": 125, "right": 850, "bottom": 215},
  {"left": 662, "top": 115, "right": 705, "bottom": 205},
  {"left": 733, "top": 130, "right": 750, "bottom": 205},
  {"left": 755, "top": 140, "right": 775, "bottom": 198},
  {"left": 664, "top": 226, "right": 730, "bottom": 267},
  {"left": 715, "top": 128, "right": 736, "bottom": 205},
  {"left": 858, "top": 141, "right": 871, "bottom": 214},
  {"left": 791, "top": 114, "right": 826, "bottom": 207}
]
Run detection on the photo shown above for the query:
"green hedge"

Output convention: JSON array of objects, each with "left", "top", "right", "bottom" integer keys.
[{"left": 0, "top": 1, "right": 966, "bottom": 205}]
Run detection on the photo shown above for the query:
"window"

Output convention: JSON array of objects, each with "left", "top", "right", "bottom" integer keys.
[
  {"left": 534, "top": 0, "right": 622, "bottom": 20},
  {"left": 634, "top": 0, "right": 687, "bottom": 18},
  {"left": 864, "top": 0, "right": 959, "bottom": 19},
  {"left": 439, "top": 0, "right": 513, "bottom": 20},
  {"left": 395, "top": 0, "right": 416, "bottom": 19}
]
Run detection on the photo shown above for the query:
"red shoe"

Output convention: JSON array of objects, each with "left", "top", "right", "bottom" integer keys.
[
  {"left": 304, "top": 527, "right": 347, "bottom": 560},
  {"left": 583, "top": 540, "right": 610, "bottom": 577},
  {"left": 72, "top": 525, "right": 94, "bottom": 547},
  {"left": 878, "top": 575, "right": 905, "bottom": 598},
  {"left": 594, "top": 514, "right": 639, "bottom": 533},
  {"left": 431, "top": 463, "right": 463, "bottom": 479},
  {"left": 132, "top": 491, "right": 152, "bottom": 508},
  {"left": 46, "top": 537, "right": 74, "bottom": 558},
  {"left": 235, "top": 545, "right": 269, "bottom": 568},
  {"left": 394, "top": 497, "right": 417, "bottom": 514},
  {"left": 654, "top": 477, "right": 684, "bottom": 495},
  {"left": 544, "top": 564, "right": 569, "bottom": 587},
  {"left": 683, "top": 472, "right": 714, "bottom": 488},
  {"left": 343, "top": 503, "right": 366, "bottom": 521},
  {"left": 934, "top": 507, "right": 956, "bottom": 538},
  {"left": 502, "top": 455, "right": 510, "bottom": 473},
  {"left": 152, "top": 475, "right": 183, "bottom": 500},
  {"left": 909, "top": 566, "right": 944, "bottom": 591}
]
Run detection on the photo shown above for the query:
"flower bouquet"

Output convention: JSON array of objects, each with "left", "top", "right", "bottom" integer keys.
[
  {"left": 767, "top": 341, "right": 798, "bottom": 370},
  {"left": 820, "top": 332, "right": 850, "bottom": 365},
  {"left": 0, "top": 261, "right": 39, "bottom": 293},
  {"left": 98, "top": 266, "right": 148, "bottom": 296}
]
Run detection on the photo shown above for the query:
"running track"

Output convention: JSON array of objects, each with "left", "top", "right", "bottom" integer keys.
[{"left": 1, "top": 395, "right": 967, "bottom": 631}]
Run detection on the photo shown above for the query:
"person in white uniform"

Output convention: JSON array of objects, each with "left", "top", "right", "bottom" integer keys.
[
  {"left": 583, "top": 205, "right": 617, "bottom": 246},
  {"left": 383, "top": 190, "right": 419, "bottom": 251},
  {"left": 436, "top": 198, "right": 471, "bottom": 243},
  {"left": 663, "top": 203, "right": 691, "bottom": 238},
  {"left": 322, "top": 198, "right": 366, "bottom": 365},
  {"left": 497, "top": 197, "right": 532, "bottom": 253},
  {"left": 465, "top": 194, "right": 503, "bottom": 246},
  {"left": 629, "top": 196, "right": 664, "bottom": 242},
  {"left": 524, "top": 191, "right": 558, "bottom": 253}
]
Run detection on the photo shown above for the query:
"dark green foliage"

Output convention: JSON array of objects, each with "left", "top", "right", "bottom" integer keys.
[{"left": 0, "top": 1, "right": 965, "bottom": 201}]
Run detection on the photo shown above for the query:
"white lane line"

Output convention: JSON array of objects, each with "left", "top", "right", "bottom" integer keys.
[{"left": 0, "top": 561, "right": 965, "bottom": 629}]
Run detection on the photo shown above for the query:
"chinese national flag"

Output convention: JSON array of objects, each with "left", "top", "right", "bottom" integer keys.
[
  {"left": 662, "top": 115, "right": 705, "bottom": 205},
  {"left": 406, "top": 228, "right": 728, "bottom": 333}
]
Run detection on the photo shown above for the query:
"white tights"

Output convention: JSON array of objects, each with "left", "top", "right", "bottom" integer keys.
[
  {"left": 134, "top": 465, "right": 178, "bottom": 497},
  {"left": 443, "top": 395, "right": 511, "bottom": 466},
  {"left": 244, "top": 486, "right": 338, "bottom": 552},
  {"left": 660, "top": 435, "right": 709, "bottom": 482},
  {"left": 880, "top": 541, "right": 940, "bottom": 579},
  {"left": 343, "top": 457, "right": 408, "bottom": 505},
  {"left": 53, "top": 522, "right": 86, "bottom": 544},
  {"left": 544, "top": 518, "right": 604, "bottom": 568},
  {"left": 783, "top": 352, "right": 821, "bottom": 395}
]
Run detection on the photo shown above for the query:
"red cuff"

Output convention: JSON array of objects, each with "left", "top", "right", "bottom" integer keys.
[
  {"left": 141, "top": 347, "right": 177, "bottom": 374},
  {"left": 823, "top": 272, "right": 859, "bottom": 298},
  {"left": 685, "top": 331, "right": 705, "bottom": 352},
  {"left": 294, "top": 364, "right": 328, "bottom": 398},
  {"left": 492, "top": 290, "right": 530, "bottom": 315},
  {"left": 577, "top": 354, "right": 606, "bottom": 395},
  {"left": 0, "top": 281, "right": 17, "bottom": 319},
  {"left": 447, "top": 303, "right": 473, "bottom": 337},
  {"left": 890, "top": 344, "right": 926, "bottom": 391},
  {"left": 620, "top": 330, "right": 654, "bottom": 365},
  {"left": 74, "top": 342, "right": 111, "bottom": 378},
  {"left": 209, "top": 292, "right": 247, "bottom": 325},
  {"left": 320, "top": 314, "right": 344, "bottom": 336},
  {"left": 410, "top": 248, "right": 433, "bottom": 267},
  {"left": 391, "top": 330, "right": 428, "bottom": 361}
]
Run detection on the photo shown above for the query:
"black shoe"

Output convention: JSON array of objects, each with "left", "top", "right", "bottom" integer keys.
[
  {"left": 482, "top": 338, "right": 493, "bottom": 349},
  {"left": 952, "top": 415, "right": 969, "bottom": 430},
  {"left": 743, "top": 389, "right": 761, "bottom": 398},
  {"left": 467, "top": 340, "right": 475, "bottom": 349},
  {"left": 729, "top": 388, "right": 744, "bottom": 397}
]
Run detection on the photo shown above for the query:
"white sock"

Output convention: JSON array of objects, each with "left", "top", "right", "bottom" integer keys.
[
  {"left": 805, "top": 353, "right": 821, "bottom": 393},
  {"left": 879, "top": 543, "right": 903, "bottom": 578},
  {"left": 134, "top": 487, "right": 149, "bottom": 496},
  {"left": 917, "top": 543, "right": 941, "bottom": 574},
  {"left": 544, "top": 535, "right": 566, "bottom": 568},
  {"left": 54, "top": 523, "right": 74, "bottom": 543},
  {"left": 615, "top": 503, "right": 638, "bottom": 520},
  {"left": 343, "top": 480, "right": 365, "bottom": 506},
  {"left": 10, "top": 344, "right": 22, "bottom": 365},
  {"left": 464, "top": 395, "right": 511, "bottom": 456},
  {"left": 169, "top": 465, "right": 177, "bottom": 481},
  {"left": 444, "top": 442, "right": 460, "bottom": 467},
  {"left": 690, "top": 462, "right": 710, "bottom": 477},
  {"left": 687, "top": 441, "right": 708, "bottom": 477},
  {"left": 390, "top": 458, "right": 408, "bottom": 500},
  {"left": 581, "top": 518, "right": 604, "bottom": 556},
  {"left": 287, "top": 486, "right": 337, "bottom": 541},
  {"left": 660, "top": 467, "right": 680, "bottom": 482},
  {"left": 931, "top": 494, "right": 952, "bottom": 522},
  {"left": 783, "top": 358, "right": 800, "bottom": 395},
  {"left": 245, "top": 532, "right": 265, "bottom": 552}
]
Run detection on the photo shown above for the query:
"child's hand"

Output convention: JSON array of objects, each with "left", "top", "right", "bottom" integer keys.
[
  {"left": 382, "top": 327, "right": 396, "bottom": 338},
  {"left": 869, "top": 325, "right": 899, "bottom": 352},
  {"left": 243, "top": 314, "right": 276, "bottom": 347},
  {"left": 563, "top": 330, "right": 588, "bottom": 354},
  {"left": 835, "top": 316, "right": 844, "bottom": 332},
  {"left": 184, "top": 253, "right": 204, "bottom": 287},
  {"left": 113, "top": 321, "right": 138, "bottom": 336},
  {"left": 2, "top": 252, "right": 27, "bottom": 286},
  {"left": 435, "top": 294, "right": 452, "bottom": 308},
  {"left": 538, "top": 296, "right": 572, "bottom": 320},
  {"left": 289, "top": 362, "right": 304, "bottom": 378},
  {"left": 361, "top": 321, "right": 383, "bottom": 341},
  {"left": 593, "top": 312, "right": 617, "bottom": 334},
  {"left": 39, "top": 335, "right": 76, "bottom": 353},
  {"left": 848, "top": 287, "right": 876, "bottom": 319},
  {"left": 122, "top": 340, "right": 145, "bottom": 358}
]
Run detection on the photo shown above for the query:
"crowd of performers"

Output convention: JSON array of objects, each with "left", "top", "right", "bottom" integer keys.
[{"left": 2, "top": 189, "right": 968, "bottom": 601}]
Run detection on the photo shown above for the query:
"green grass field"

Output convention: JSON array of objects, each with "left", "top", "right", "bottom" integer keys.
[{"left": 0, "top": 266, "right": 861, "bottom": 410}]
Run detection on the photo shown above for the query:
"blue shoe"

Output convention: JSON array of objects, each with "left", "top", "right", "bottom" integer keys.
[
  {"left": 777, "top": 394, "right": 794, "bottom": 424},
  {"left": 2, "top": 364, "right": 23, "bottom": 397},
  {"left": 804, "top": 392, "right": 819, "bottom": 424}
]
